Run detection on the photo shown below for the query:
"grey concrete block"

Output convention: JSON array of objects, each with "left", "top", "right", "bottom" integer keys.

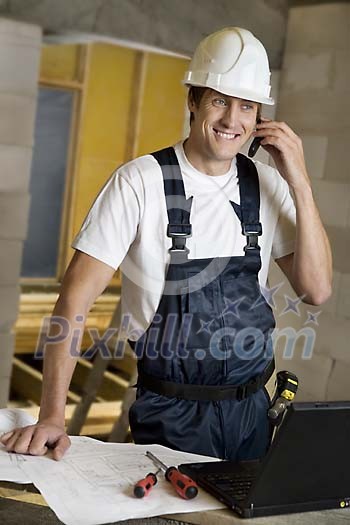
[
  {"left": 0, "top": 17, "right": 41, "bottom": 42},
  {"left": 0, "top": 92, "right": 37, "bottom": 147},
  {"left": 0, "top": 285, "right": 20, "bottom": 332},
  {"left": 0, "top": 375, "right": 10, "bottom": 407},
  {"left": 0, "top": 22, "right": 41, "bottom": 96},
  {"left": 0, "top": 240, "right": 23, "bottom": 285},
  {"left": 327, "top": 361, "right": 350, "bottom": 401},
  {"left": 286, "top": 4, "right": 350, "bottom": 52},
  {"left": 281, "top": 51, "right": 332, "bottom": 94},
  {"left": 337, "top": 273, "right": 350, "bottom": 320},
  {"left": 0, "top": 145, "right": 32, "bottom": 192},
  {"left": 311, "top": 180, "right": 350, "bottom": 228},
  {"left": 0, "top": 332, "right": 15, "bottom": 377},
  {"left": 275, "top": 341, "right": 333, "bottom": 402},
  {"left": 312, "top": 311, "right": 350, "bottom": 366},
  {"left": 334, "top": 49, "right": 350, "bottom": 93},
  {"left": 0, "top": 192, "right": 30, "bottom": 240},
  {"left": 324, "top": 131, "right": 350, "bottom": 182},
  {"left": 324, "top": 225, "right": 350, "bottom": 275},
  {"left": 277, "top": 91, "right": 350, "bottom": 133},
  {"left": 302, "top": 135, "right": 328, "bottom": 180}
]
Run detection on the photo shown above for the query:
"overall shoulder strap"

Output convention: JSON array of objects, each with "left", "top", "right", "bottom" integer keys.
[
  {"left": 236, "top": 153, "right": 262, "bottom": 251},
  {"left": 151, "top": 147, "right": 192, "bottom": 253}
]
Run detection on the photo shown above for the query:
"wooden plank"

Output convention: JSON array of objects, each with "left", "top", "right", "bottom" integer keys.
[
  {"left": 23, "top": 401, "right": 123, "bottom": 436},
  {"left": 71, "top": 358, "right": 129, "bottom": 400},
  {"left": 0, "top": 488, "right": 47, "bottom": 507},
  {"left": 14, "top": 292, "right": 120, "bottom": 355},
  {"left": 11, "top": 357, "right": 80, "bottom": 405}
]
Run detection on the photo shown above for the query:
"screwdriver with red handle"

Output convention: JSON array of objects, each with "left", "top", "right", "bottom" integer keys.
[
  {"left": 146, "top": 451, "right": 198, "bottom": 500},
  {"left": 133, "top": 469, "right": 160, "bottom": 498}
]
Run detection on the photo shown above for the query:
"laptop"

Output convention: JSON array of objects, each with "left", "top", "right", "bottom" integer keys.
[{"left": 179, "top": 401, "right": 350, "bottom": 518}]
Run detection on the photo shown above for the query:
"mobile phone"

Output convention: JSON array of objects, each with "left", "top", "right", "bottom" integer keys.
[{"left": 248, "top": 118, "right": 262, "bottom": 158}]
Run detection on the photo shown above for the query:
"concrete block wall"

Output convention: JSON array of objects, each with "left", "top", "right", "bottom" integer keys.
[
  {"left": 0, "top": 19, "right": 41, "bottom": 406},
  {"left": 268, "top": 3, "right": 350, "bottom": 402}
]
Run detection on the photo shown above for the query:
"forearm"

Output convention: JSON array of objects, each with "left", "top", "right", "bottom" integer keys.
[
  {"left": 254, "top": 118, "right": 333, "bottom": 304},
  {"left": 290, "top": 180, "right": 332, "bottom": 304},
  {"left": 38, "top": 297, "right": 88, "bottom": 426}
]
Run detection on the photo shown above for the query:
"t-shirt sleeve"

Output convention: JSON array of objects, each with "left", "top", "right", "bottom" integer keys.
[
  {"left": 71, "top": 171, "right": 140, "bottom": 270},
  {"left": 271, "top": 177, "right": 297, "bottom": 260}
]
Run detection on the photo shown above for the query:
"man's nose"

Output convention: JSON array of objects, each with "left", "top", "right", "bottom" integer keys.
[{"left": 221, "top": 103, "right": 240, "bottom": 129}]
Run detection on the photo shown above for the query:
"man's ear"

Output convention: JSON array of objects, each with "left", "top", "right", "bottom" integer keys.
[{"left": 187, "top": 92, "right": 196, "bottom": 112}]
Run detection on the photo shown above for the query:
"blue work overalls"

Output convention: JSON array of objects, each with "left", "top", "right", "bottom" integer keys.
[{"left": 128, "top": 147, "right": 275, "bottom": 461}]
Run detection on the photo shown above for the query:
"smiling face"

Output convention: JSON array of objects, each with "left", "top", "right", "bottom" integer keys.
[{"left": 185, "top": 88, "right": 259, "bottom": 175}]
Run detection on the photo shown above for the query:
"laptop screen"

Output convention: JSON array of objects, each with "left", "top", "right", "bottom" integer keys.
[{"left": 248, "top": 401, "right": 350, "bottom": 506}]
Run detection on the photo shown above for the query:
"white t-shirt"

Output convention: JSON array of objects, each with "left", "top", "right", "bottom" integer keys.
[{"left": 72, "top": 141, "right": 296, "bottom": 340}]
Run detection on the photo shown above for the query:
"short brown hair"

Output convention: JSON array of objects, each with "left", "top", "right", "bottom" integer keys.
[{"left": 188, "top": 86, "right": 207, "bottom": 123}]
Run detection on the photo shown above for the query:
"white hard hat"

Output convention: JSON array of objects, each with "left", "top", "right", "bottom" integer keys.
[{"left": 184, "top": 27, "right": 274, "bottom": 105}]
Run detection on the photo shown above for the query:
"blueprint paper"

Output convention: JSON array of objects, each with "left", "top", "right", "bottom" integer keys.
[
  {"left": 0, "top": 409, "right": 225, "bottom": 524},
  {"left": 20, "top": 441, "right": 225, "bottom": 525},
  {"left": 0, "top": 409, "right": 105, "bottom": 485},
  {"left": 0, "top": 447, "right": 32, "bottom": 484},
  {"left": 0, "top": 408, "right": 37, "bottom": 483}
]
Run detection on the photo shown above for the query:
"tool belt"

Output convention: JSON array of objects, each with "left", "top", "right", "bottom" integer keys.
[{"left": 138, "top": 359, "right": 275, "bottom": 402}]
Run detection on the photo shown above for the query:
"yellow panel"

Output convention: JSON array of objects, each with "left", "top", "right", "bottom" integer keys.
[
  {"left": 40, "top": 44, "right": 80, "bottom": 82},
  {"left": 73, "top": 43, "right": 137, "bottom": 239},
  {"left": 80, "top": 43, "right": 137, "bottom": 162},
  {"left": 137, "top": 53, "right": 189, "bottom": 156}
]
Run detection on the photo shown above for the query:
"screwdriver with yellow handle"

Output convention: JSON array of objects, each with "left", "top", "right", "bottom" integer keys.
[{"left": 146, "top": 451, "right": 198, "bottom": 500}]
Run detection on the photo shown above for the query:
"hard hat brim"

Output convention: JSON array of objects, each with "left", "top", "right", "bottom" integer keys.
[{"left": 183, "top": 80, "right": 275, "bottom": 106}]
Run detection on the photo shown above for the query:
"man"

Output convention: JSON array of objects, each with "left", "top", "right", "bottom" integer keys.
[{"left": 1, "top": 27, "right": 332, "bottom": 461}]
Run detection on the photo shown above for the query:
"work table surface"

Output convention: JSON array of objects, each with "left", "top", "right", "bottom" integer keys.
[{"left": 0, "top": 482, "right": 349, "bottom": 525}]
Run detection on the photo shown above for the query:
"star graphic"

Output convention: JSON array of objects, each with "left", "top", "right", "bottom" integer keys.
[
  {"left": 304, "top": 310, "right": 322, "bottom": 326},
  {"left": 280, "top": 294, "right": 305, "bottom": 317},
  {"left": 249, "top": 282, "right": 283, "bottom": 310},
  {"left": 196, "top": 318, "right": 215, "bottom": 335},
  {"left": 222, "top": 296, "right": 246, "bottom": 320}
]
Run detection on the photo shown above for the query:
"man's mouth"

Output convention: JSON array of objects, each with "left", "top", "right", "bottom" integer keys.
[{"left": 213, "top": 128, "right": 241, "bottom": 140}]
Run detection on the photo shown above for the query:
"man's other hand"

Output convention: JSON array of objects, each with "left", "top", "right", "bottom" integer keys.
[{"left": 0, "top": 421, "right": 71, "bottom": 461}]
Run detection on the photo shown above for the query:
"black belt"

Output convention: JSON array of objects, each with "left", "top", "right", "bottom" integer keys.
[{"left": 138, "top": 359, "right": 275, "bottom": 402}]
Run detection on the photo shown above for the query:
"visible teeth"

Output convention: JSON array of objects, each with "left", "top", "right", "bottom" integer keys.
[{"left": 215, "top": 130, "right": 239, "bottom": 140}]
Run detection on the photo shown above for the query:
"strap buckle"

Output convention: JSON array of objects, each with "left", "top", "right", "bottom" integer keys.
[
  {"left": 167, "top": 224, "right": 192, "bottom": 253},
  {"left": 242, "top": 222, "right": 262, "bottom": 251},
  {"left": 236, "top": 376, "right": 258, "bottom": 401},
  {"left": 236, "top": 384, "right": 247, "bottom": 402}
]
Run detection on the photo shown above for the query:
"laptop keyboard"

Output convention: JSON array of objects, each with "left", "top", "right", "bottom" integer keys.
[{"left": 205, "top": 471, "right": 255, "bottom": 501}]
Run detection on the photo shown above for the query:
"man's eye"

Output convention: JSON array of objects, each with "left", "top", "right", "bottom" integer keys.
[
  {"left": 213, "top": 98, "right": 227, "bottom": 107},
  {"left": 242, "top": 104, "right": 254, "bottom": 110}
]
